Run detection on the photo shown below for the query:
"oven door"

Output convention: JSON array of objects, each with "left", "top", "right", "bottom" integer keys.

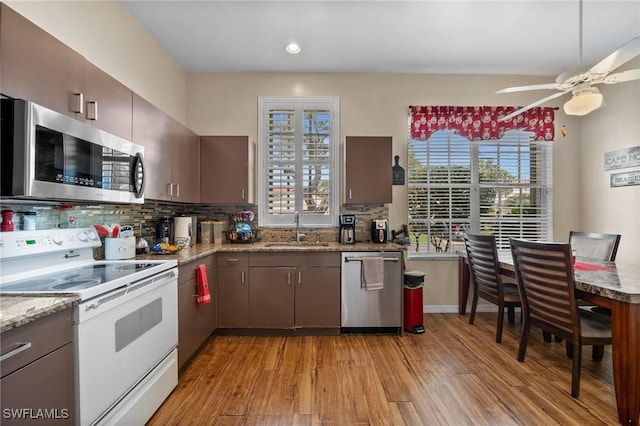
[{"left": 74, "top": 268, "right": 177, "bottom": 425}]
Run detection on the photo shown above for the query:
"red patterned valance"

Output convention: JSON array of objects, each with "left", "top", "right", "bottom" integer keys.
[{"left": 410, "top": 106, "right": 555, "bottom": 141}]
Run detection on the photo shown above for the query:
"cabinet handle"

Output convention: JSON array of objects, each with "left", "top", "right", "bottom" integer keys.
[
  {"left": 225, "top": 258, "right": 240, "bottom": 264},
  {"left": 0, "top": 342, "right": 32, "bottom": 362},
  {"left": 174, "top": 184, "right": 180, "bottom": 198},
  {"left": 287, "top": 272, "right": 291, "bottom": 286},
  {"left": 298, "top": 271, "right": 302, "bottom": 285},
  {"left": 241, "top": 271, "right": 245, "bottom": 284},
  {"left": 72, "top": 93, "right": 84, "bottom": 114},
  {"left": 349, "top": 189, "right": 352, "bottom": 200},
  {"left": 86, "top": 101, "right": 98, "bottom": 121},
  {"left": 166, "top": 183, "right": 173, "bottom": 196},
  {"left": 241, "top": 189, "right": 245, "bottom": 200}
]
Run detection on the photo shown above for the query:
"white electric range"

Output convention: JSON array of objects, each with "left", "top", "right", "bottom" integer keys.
[{"left": 0, "top": 228, "right": 179, "bottom": 425}]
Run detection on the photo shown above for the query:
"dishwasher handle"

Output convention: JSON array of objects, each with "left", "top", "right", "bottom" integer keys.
[{"left": 344, "top": 257, "right": 399, "bottom": 263}]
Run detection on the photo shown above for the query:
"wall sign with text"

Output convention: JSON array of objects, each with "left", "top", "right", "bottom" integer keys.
[
  {"left": 610, "top": 170, "right": 640, "bottom": 187},
  {"left": 604, "top": 146, "right": 640, "bottom": 171}
]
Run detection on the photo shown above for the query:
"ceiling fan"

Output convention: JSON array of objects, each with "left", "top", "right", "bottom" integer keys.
[{"left": 497, "top": 1, "right": 640, "bottom": 122}]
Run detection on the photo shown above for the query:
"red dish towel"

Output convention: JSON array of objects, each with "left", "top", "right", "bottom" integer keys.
[
  {"left": 196, "top": 264, "right": 211, "bottom": 305},
  {"left": 574, "top": 262, "right": 615, "bottom": 272}
]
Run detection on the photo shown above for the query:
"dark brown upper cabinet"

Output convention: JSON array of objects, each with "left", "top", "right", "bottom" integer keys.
[
  {"left": 200, "top": 136, "right": 255, "bottom": 204},
  {"left": 344, "top": 136, "right": 392, "bottom": 204}
]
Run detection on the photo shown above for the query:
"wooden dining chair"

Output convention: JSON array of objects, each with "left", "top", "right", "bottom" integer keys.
[
  {"left": 569, "top": 231, "right": 621, "bottom": 261},
  {"left": 509, "top": 238, "right": 612, "bottom": 398},
  {"left": 464, "top": 233, "right": 521, "bottom": 343}
]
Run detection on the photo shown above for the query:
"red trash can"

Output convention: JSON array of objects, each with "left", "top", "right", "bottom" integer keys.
[{"left": 403, "top": 271, "right": 425, "bottom": 334}]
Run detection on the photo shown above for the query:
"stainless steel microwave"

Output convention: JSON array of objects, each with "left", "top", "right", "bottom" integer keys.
[{"left": 1, "top": 99, "right": 145, "bottom": 204}]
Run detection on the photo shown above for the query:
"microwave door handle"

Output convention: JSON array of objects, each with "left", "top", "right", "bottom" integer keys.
[{"left": 131, "top": 153, "right": 145, "bottom": 198}]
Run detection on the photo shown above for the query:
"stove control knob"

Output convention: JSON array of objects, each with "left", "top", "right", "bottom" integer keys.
[
  {"left": 77, "top": 231, "right": 88, "bottom": 242},
  {"left": 52, "top": 235, "right": 64, "bottom": 245},
  {"left": 87, "top": 230, "right": 98, "bottom": 241}
]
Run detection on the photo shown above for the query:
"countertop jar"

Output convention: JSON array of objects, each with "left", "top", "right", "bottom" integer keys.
[
  {"left": 23, "top": 211, "right": 37, "bottom": 231},
  {"left": 1, "top": 210, "right": 14, "bottom": 232}
]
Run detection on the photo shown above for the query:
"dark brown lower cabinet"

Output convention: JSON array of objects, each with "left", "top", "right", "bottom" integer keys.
[
  {"left": 177, "top": 255, "right": 216, "bottom": 368},
  {"left": 216, "top": 254, "right": 249, "bottom": 328},
  {"left": 249, "top": 253, "right": 340, "bottom": 330},
  {"left": 294, "top": 266, "right": 341, "bottom": 328},
  {"left": 249, "top": 267, "right": 295, "bottom": 328},
  {"left": 0, "top": 308, "right": 74, "bottom": 425}
]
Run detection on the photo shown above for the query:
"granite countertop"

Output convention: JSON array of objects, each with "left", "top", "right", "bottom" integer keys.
[
  {"left": 0, "top": 295, "right": 78, "bottom": 333},
  {"left": 135, "top": 241, "right": 406, "bottom": 265},
  {"left": 1, "top": 241, "right": 404, "bottom": 334}
]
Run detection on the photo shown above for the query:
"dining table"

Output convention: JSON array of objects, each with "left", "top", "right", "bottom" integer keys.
[{"left": 458, "top": 251, "right": 640, "bottom": 426}]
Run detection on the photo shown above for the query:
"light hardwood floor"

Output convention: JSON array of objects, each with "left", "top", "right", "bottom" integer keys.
[{"left": 148, "top": 313, "right": 617, "bottom": 425}]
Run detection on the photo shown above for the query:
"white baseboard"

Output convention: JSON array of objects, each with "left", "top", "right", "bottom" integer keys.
[{"left": 422, "top": 305, "right": 522, "bottom": 314}]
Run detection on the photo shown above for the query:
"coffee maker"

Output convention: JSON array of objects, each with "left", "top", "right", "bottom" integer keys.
[
  {"left": 371, "top": 219, "right": 389, "bottom": 243},
  {"left": 339, "top": 214, "right": 356, "bottom": 244},
  {"left": 155, "top": 218, "right": 172, "bottom": 244}
]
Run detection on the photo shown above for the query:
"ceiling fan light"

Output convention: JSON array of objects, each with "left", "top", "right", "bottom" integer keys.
[{"left": 563, "top": 89, "right": 604, "bottom": 116}]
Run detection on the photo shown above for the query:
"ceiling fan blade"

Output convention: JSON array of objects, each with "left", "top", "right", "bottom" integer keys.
[
  {"left": 496, "top": 83, "right": 561, "bottom": 94},
  {"left": 603, "top": 68, "right": 640, "bottom": 84},
  {"left": 498, "top": 91, "right": 570, "bottom": 122},
  {"left": 588, "top": 37, "right": 640, "bottom": 76}
]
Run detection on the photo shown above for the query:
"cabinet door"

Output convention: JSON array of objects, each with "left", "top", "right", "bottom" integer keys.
[
  {"left": 0, "top": 4, "right": 84, "bottom": 118},
  {"left": 344, "top": 136, "right": 392, "bottom": 204},
  {"left": 84, "top": 61, "right": 133, "bottom": 140},
  {"left": 200, "top": 136, "right": 254, "bottom": 204},
  {"left": 295, "top": 266, "right": 341, "bottom": 328},
  {"left": 1, "top": 344, "right": 74, "bottom": 425},
  {"left": 217, "top": 267, "right": 249, "bottom": 328},
  {"left": 170, "top": 119, "right": 200, "bottom": 203},
  {"left": 132, "top": 94, "right": 172, "bottom": 201},
  {"left": 177, "top": 277, "right": 199, "bottom": 368},
  {"left": 249, "top": 267, "right": 294, "bottom": 328}
]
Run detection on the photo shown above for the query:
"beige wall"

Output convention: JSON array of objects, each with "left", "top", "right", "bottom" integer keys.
[
  {"left": 186, "top": 72, "right": 592, "bottom": 309},
  {"left": 8, "top": 2, "right": 638, "bottom": 308},
  {"left": 578, "top": 59, "right": 640, "bottom": 265},
  {"left": 5, "top": 0, "right": 188, "bottom": 125}
]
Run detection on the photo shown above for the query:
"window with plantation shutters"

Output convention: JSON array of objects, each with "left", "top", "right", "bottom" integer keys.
[
  {"left": 259, "top": 97, "right": 339, "bottom": 227},
  {"left": 408, "top": 129, "right": 553, "bottom": 257}
]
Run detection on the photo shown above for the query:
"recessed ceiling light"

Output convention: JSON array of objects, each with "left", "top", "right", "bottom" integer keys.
[{"left": 285, "top": 42, "right": 301, "bottom": 55}]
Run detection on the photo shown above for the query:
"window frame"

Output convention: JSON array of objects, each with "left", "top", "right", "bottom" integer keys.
[
  {"left": 407, "top": 128, "right": 553, "bottom": 259},
  {"left": 258, "top": 96, "right": 340, "bottom": 228}
]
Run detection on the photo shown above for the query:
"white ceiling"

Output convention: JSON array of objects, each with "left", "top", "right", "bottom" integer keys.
[{"left": 124, "top": 0, "right": 640, "bottom": 78}]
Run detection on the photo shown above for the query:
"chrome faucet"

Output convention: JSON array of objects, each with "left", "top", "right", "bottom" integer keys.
[{"left": 294, "top": 211, "right": 305, "bottom": 242}]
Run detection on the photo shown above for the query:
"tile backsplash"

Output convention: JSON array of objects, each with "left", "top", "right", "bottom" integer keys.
[{"left": 0, "top": 199, "right": 388, "bottom": 244}]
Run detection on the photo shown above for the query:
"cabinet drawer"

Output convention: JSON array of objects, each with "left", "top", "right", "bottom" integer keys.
[
  {"left": 178, "top": 255, "right": 216, "bottom": 284},
  {"left": 250, "top": 252, "right": 340, "bottom": 267},
  {"left": 217, "top": 253, "right": 249, "bottom": 267},
  {"left": 1, "top": 308, "right": 73, "bottom": 378}
]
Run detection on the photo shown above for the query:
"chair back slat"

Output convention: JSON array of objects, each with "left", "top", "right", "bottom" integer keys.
[
  {"left": 510, "top": 239, "right": 580, "bottom": 339},
  {"left": 464, "top": 234, "right": 502, "bottom": 302}
]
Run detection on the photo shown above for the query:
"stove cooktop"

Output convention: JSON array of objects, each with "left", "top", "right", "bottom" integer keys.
[
  {"left": 0, "top": 263, "right": 158, "bottom": 292},
  {"left": 0, "top": 229, "right": 178, "bottom": 301}
]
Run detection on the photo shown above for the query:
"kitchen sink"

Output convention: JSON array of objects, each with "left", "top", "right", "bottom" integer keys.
[{"left": 264, "top": 242, "right": 330, "bottom": 248}]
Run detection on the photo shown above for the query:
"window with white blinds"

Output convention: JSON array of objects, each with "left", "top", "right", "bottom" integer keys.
[
  {"left": 408, "top": 129, "right": 553, "bottom": 256},
  {"left": 258, "top": 97, "right": 339, "bottom": 227}
]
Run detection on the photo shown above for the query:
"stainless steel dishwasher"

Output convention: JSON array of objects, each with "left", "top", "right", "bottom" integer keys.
[{"left": 341, "top": 251, "right": 403, "bottom": 333}]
